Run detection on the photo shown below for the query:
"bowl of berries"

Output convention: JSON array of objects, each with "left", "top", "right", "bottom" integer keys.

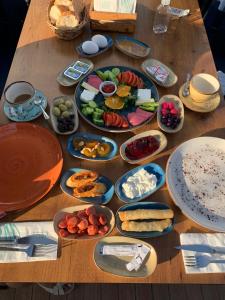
[{"left": 157, "top": 95, "right": 184, "bottom": 133}]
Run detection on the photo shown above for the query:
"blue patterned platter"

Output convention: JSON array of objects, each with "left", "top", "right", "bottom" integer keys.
[
  {"left": 115, "top": 163, "right": 165, "bottom": 203},
  {"left": 75, "top": 66, "right": 159, "bottom": 133},
  {"left": 115, "top": 36, "right": 151, "bottom": 58},
  {"left": 3, "top": 90, "right": 47, "bottom": 122},
  {"left": 76, "top": 35, "right": 113, "bottom": 58},
  {"left": 67, "top": 132, "right": 118, "bottom": 162},
  {"left": 60, "top": 168, "right": 114, "bottom": 205},
  {"left": 116, "top": 202, "right": 174, "bottom": 238}
]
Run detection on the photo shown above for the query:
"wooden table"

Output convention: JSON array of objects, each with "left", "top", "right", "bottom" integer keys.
[{"left": 0, "top": 0, "right": 225, "bottom": 284}]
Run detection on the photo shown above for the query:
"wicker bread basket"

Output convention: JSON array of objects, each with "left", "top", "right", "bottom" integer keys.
[{"left": 47, "top": 0, "right": 88, "bottom": 40}]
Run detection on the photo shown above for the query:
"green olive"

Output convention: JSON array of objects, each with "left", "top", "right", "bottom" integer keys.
[
  {"left": 54, "top": 98, "right": 65, "bottom": 106},
  {"left": 59, "top": 104, "right": 67, "bottom": 112},
  {"left": 62, "top": 111, "right": 71, "bottom": 118},
  {"left": 65, "top": 100, "right": 73, "bottom": 109},
  {"left": 52, "top": 107, "right": 61, "bottom": 117}
]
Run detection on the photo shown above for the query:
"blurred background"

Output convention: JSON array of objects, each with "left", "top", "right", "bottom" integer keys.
[{"left": 0, "top": 0, "right": 225, "bottom": 97}]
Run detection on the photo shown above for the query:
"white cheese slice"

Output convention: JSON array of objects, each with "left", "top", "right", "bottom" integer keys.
[
  {"left": 80, "top": 90, "right": 96, "bottom": 103},
  {"left": 81, "top": 82, "right": 99, "bottom": 94},
  {"left": 137, "top": 89, "right": 151, "bottom": 100}
]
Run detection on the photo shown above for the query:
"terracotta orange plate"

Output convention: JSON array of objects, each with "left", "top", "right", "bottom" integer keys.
[{"left": 0, "top": 123, "right": 63, "bottom": 212}]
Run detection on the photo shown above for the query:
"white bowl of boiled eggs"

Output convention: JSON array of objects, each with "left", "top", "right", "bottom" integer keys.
[{"left": 81, "top": 34, "right": 109, "bottom": 55}]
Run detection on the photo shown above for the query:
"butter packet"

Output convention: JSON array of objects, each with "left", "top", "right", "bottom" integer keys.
[{"left": 146, "top": 65, "right": 169, "bottom": 84}]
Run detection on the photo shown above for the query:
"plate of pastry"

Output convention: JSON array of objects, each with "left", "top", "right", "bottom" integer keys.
[
  {"left": 116, "top": 202, "right": 174, "bottom": 238},
  {"left": 67, "top": 132, "right": 118, "bottom": 161},
  {"left": 74, "top": 65, "right": 159, "bottom": 133},
  {"left": 115, "top": 163, "right": 165, "bottom": 203},
  {"left": 60, "top": 168, "right": 114, "bottom": 205}
]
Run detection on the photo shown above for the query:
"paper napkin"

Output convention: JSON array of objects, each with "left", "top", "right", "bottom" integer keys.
[
  {"left": 180, "top": 233, "right": 225, "bottom": 274},
  {"left": 0, "top": 222, "right": 58, "bottom": 263}
]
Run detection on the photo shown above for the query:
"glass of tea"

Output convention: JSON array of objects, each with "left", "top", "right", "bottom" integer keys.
[{"left": 4, "top": 81, "right": 36, "bottom": 115}]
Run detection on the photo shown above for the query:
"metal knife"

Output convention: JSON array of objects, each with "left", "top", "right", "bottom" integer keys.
[
  {"left": 175, "top": 244, "right": 225, "bottom": 254},
  {"left": 0, "top": 234, "right": 57, "bottom": 245}
]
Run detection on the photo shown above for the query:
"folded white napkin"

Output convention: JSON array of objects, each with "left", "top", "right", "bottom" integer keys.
[
  {"left": 94, "top": 0, "right": 136, "bottom": 13},
  {"left": 0, "top": 222, "right": 58, "bottom": 263},
  {"left": 180, "top": 233, "right": 225, "bottom": 274}
]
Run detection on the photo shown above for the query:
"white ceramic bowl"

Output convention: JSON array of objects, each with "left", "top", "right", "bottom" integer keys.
[
  {"left": 99, "top": 81, "right": 117, "bottom": 97},
  {"left": 190, "top": 73, "right": 220, "bottom": 103}
]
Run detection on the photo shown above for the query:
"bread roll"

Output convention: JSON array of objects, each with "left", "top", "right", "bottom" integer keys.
[
  {"left": 121, "top": 219, "right": 171, "bottom": 232},
  {"left": 118, "top": 209, "right": 174, "bottom": 222},
  {"left": 56, "top": 15, "right": 79, "bottom": 28},
  {"left": 49, "top": 5, "right": 63, "bottom": 25}
]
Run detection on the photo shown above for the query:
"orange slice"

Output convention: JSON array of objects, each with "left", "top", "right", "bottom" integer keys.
[
  {"left": 105, "top": 96, "right": 124, "bottom": 110},
  {"left": 116, "top": 85, "right": 131, "bottom": 97}
]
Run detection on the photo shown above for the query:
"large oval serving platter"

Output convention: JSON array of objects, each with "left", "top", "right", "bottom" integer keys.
[
  {"left": 157, "top": 95, "right": 184, "bottom": 134},
  {"left": 166, "top": 137, "right": 225, "bottom": 232},
  {"left": 75, "top": 66, "right": 159, "bottom": 133},
  {"left": 116, "top": 202, "right": 174, "bottom": 238},
  {"left": 120, "top": 130, "right": 167, "bottom": 164},
  {"left": 94, "top": 236, "right": 157, "bottom": 278},
  {"left": 60, "top": 168, "right": 114, "bottom": 205},
  {"left": 53, "top": 204, "right": 115, "bottom": 241},
  {"left": 50, "top": 96, "right": 79, "bottom": 135},
  {"left": 115, "top": 163, "right": 165, "bottom": 203},
  {"left": 67, "top": 132, "right": 118, "bottom": 161}
]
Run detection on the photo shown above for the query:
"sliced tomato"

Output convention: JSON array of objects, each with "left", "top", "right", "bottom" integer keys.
[
  {"left": 124, "top": 71, "right": 130, "bottom": 84},
  {"left": 117, "top": 73, "right": 122, "bottom": 82},
  {"left": 114, "top": 114, "right": 122, "bottom": 127},
  {"left": 105, "top": 113, "right": 113, "bottom": 127},
  {"left": 126, "top": 71, "right": 133, "bottom": 85},
  {"left": 120, "top": 72, "right": 126, "bottom": 83},
  {"left": 130, "top": 74, "right": 137, "bottom": 87},
  {"left": 111, "top": 113, "right": 117, "bottom": 126},
  {"left": 121, "top": 116, "right": 129, "bottom": 128}
]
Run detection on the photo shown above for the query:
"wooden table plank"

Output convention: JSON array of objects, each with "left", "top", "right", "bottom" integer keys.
[{"left": 0, "top": 0, "right": 224, "bottom": 284}]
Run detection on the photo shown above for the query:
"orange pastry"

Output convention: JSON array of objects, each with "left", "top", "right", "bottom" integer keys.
[
  {"left": 73, "top": 182, "right": 106, "bottom": 198},
  {"left": 66, "top": 171, "right": 98, "bottom": 188}
]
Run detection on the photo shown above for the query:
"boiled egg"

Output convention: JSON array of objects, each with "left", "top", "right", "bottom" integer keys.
[
  {"left": 82, "top": 41, "right": 99, "bottom": 55},
  {"left": 91, "top": 35, "right": 108, "bottom": 48}
]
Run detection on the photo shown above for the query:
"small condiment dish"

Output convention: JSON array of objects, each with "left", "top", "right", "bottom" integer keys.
[
  {"left": 157, "top": 95, "right": 184, "bottom": 134},
  {"left": 99, "top": 81, "right": 117, "bottom": 97},
  {"left": 115, "top": 163, "right": 165, "bottom": 203},
  {"left": 120, "top": 130, "right": 167, "bottom": 164}
]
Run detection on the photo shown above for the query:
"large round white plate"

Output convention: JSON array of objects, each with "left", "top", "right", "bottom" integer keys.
[{"left": 166, "top": 137, "right": 225, "bottom": 232}]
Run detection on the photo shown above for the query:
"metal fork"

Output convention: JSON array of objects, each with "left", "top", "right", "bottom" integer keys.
[
  {"left": 0, "top": 243, "right": 57, "bottom": 257},
  {"left": 184, "top": 255, "right": 225, "bottom": 268}
]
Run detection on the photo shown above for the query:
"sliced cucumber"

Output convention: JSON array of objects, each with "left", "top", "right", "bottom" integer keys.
[{"left": 88, "top": 101, "right": 97, "bottom": 108}]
